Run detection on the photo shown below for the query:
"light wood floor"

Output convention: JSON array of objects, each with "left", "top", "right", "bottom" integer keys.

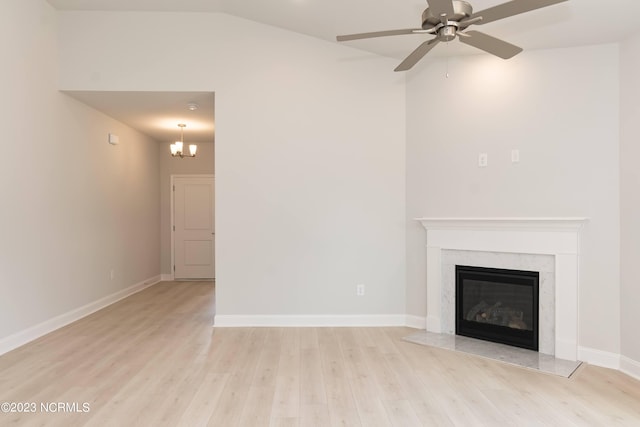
[{"left": 1, "top": 282, "right": 639, "bottom": 426}]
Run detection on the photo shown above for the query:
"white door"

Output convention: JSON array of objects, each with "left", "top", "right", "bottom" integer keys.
[{"left": 173, "top": 176, "right": 215, "bottom": 279}]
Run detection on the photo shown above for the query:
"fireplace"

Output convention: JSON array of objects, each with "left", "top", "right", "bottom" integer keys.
[
  {"left": 416, "top": 217, "right": 586, "bottom": 361},
  {"left": 456, "top": 265, "right": 539, "bottom": 351}
]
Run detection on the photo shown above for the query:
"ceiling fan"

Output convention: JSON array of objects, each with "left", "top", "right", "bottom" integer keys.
[{"left": 336, "top": 0, "right": 568, "bottom": 71}]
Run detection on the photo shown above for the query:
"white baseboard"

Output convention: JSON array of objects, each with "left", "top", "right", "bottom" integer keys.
[
  {"left": 405, "top": 315, "right": 426, "bottom": 329},
  {"left": 160, "top": 274, "right": 173, "bottom": 281},
  {"left": 214, "top": 314, "right": 407, "bottom": 328},
  {"left": 0, "top": 275, "right": 161, "bottom": 356},
  {"left": 578, "top": 346, "right": 621, "bottom": 370},
  {"left": 620, "top": 356, "right": 640, "bottom": 381}
]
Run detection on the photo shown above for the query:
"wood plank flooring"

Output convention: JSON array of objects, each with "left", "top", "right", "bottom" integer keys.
[{"left": 1, "top": 282, "right": 639, "bottom": 426}]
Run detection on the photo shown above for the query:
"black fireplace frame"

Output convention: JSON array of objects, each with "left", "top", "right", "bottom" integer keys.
[{"left": 455, "top": 265, "right": 539, "bottom": 351}]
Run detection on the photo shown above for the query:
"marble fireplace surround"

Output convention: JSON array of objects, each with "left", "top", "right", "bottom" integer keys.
[{"left": 416, "top": 217, "right": 587, "bottom": 362}]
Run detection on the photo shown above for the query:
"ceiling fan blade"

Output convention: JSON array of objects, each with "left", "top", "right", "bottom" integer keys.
[
  {"left": 470, "top": 0, "right": 568, "bottom": 25},
  {"left": 459, "top": 30, "right": 523, "bottom": 59},
  {"left": 459, "top": 16, "right": 483, "bottom": 30},
  {"left": 337, "top": 28, "right": 423, "bottom": 42},
  {"left": 426, "top": 0, "right": 455, "bottom": 18},
  {"left": 394, "top": 39, "right": 440, "bottom": 72}
]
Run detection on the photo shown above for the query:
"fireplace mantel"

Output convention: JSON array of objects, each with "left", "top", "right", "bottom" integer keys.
[
  {"left": 415, "top": 217, "right": 588, "bottom": 361},
  {"left": 415, "top": 217, "right": 588, "bottom": 232}
]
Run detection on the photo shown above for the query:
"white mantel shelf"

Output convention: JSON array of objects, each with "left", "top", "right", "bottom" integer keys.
[{"left": 415, "top": 217, "right": 588, "bottom": 232}]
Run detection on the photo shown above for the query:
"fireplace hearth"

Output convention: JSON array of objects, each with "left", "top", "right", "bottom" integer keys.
[{"left": 456, "top": 265, "right": 539, "bottom": 351}]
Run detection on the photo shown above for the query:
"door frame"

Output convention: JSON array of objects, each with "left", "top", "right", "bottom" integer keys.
[{"left": 170, "top": 174, "right": 215, "bottom": 281}]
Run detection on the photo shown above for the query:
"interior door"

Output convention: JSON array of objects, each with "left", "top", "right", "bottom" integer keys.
[{"left": 173, "top": 176, "right": 215, "bottom": 279}]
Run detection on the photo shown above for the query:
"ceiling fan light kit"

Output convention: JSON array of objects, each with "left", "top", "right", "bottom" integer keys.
[{"left": 336, "top": 0, "right": 568, "bottom": 71}]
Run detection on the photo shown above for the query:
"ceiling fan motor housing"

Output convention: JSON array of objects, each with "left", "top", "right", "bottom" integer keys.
[{"left": 422, "top": 0, "right": 472, "bottom": 28}]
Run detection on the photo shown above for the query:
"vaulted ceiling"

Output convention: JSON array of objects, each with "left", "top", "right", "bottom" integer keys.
[
  {"left": 47, "top": 0, "right": 640, "bottom": 59},
  {"left": 48, "top": 0, "right": 640, "bottom": 144}
]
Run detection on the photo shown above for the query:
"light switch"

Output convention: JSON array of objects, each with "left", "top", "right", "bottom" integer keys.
[
  {"left": 108, "top": 133, "right": 119, "bottom": 145},
  {"left": 511, "top": 149, "right": 520, "bottom": 163}
]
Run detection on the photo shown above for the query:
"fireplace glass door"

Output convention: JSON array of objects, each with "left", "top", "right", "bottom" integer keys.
[{"left": 456, "top": 265, "right": 539, "bottom": 351}]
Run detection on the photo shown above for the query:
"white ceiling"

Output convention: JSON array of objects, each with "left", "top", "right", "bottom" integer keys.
[
  {"left": 49, "top": 0, "right": 640, "bottom": 143},
  {"left": 64, "top": 91, "right": 215, "bottom": 144},
  {"left": 47, "top": 0, "right": 640, "bottom": 58}
]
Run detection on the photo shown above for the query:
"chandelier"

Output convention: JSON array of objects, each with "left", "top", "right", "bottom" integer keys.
[{"left": 170, "top": 123, "right": 197, "bottom": 158}]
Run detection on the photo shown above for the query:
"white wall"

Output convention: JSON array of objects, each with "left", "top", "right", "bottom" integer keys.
[
  {"left": 0, "top": 1, "right": 160, "bottom": 342},
  {"left": 160, "top": 142, "right": 215, "bottom": 275},
  {"left": 57, "top": 11, "right": 407, "bottom": 317},
  {"left": 405, "top": 45, "right": 621, "bottom": 354},
  {"left": 620, "top": 32, "right": 640, "bottom": 364}
]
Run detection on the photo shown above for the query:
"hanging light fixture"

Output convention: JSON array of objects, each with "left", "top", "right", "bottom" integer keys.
[{"left": 170, "top": 123, "right": 197, "bottom": 158}]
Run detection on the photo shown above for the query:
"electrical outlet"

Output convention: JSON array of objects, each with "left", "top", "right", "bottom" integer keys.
[
  {"left": 478, "top": 153, "right": 488, "bottom": 167},
  {"left": 356, "top": 284, "right": 365, "bottom": 296}
]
